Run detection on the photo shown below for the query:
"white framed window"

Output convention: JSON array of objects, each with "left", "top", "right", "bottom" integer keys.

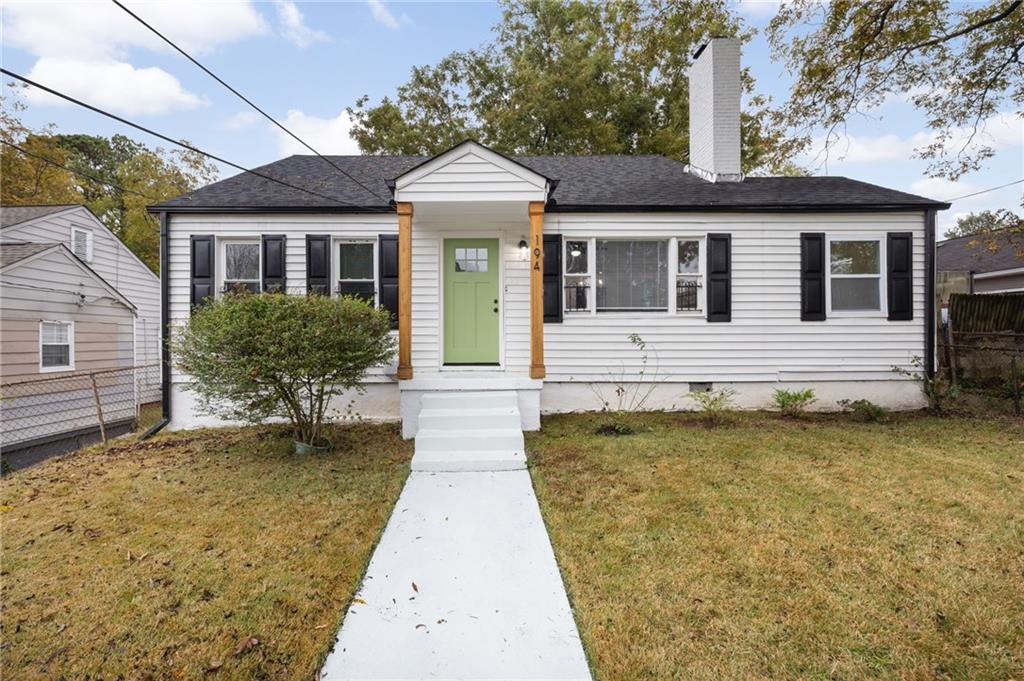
[
  {"left": 674, "top": 238, "right": 705, "bottom": 312},
  {"left": 561, "top": 236, "right": 706, "bottom": 315},
  {"left": 335, "top": 239, "right": 377, "bottom": 303},
  {"left": 71, "top": 227, "right": 93, "bottom": 262},
  {"left": 563, "top": 239, "right": 591, "bottom": 313},
  {"left": 596, "top": 239, "right": 668, "bottom": 312},
  {"left": 827, "top": 237, "right": 885, "bottom": 314},
  {"left": 220, "top": 239, "right": 261, "bottom": 294},
  {"left": 39, "top": 320, "right": 74, "bottom": 372}
]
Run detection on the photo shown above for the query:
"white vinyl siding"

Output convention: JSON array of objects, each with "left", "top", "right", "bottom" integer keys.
[
  {"left": 165, "top": 210, "right": 926, "bottom": 390},
  {"left": 543, "top": 211, "right": 926, "bottom": 383},
  {"left": 166, "top": 214, "right": 400, "bottom": 384},
  {"left": 394, "top": 146, "right": 547, "bottom": 203}
]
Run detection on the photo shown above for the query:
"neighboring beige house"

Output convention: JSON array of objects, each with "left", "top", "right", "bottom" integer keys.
[
  {"left": 1, "top": 204, "right": 158, "bottom": 462},
  {"left": 937, "top": 230, "right": 1024, "bottom": 294},
  {"left": 0, "top": 204, "right": 160, "bottom": 400}
]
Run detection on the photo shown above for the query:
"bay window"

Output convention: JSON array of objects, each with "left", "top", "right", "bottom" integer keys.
[
  {"left": 336, "top": 240, "right": 376, "bottom": 303},
  {"left": 221, "top": 240, "right": 261, "bottom": 293},
  {"left": 829, "top": 238, "right": 882, "bottom": 312}
]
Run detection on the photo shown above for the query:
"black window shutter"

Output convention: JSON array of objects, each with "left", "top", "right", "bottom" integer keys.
[
  {"left": 378, "top": 234, "right": 399, "bottom": 329},
  {"left": 190, "top": 235, "right": 214, "bottom": 311},
  {"left": 262, "top": 234, "right": 286, "bottom": 293},
  {"left": 543, "top": 234, "right": 562, "bottom": 323},
  {"left": 887, "top": 232, "right": 913, "bottom": 321},
  {"left": 800, "top": 232, "right": 826, "bottom": 321},
  {"left": 306, "top": 235, "right": 330, "bottom": 294},
  {"left": 706, "top": 233, "right": 731, "bottom": 322}
]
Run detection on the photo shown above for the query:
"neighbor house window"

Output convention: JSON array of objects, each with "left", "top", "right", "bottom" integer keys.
[
  {"left": 676, "top": 239, "right": 703, "bottom": 311},
  {"left": 336, "top": 240, "right": 376, "bottom": 303},
  {"left": 829, "top": 238, "right": 882, "bottom": 312},
  {"left": 596, "top": 239, "right": 668, "bottom": 312},
  {"left": 71, "top": 227, "right": 93, "bottom": 262},
  {"left": 221, "top": 240, "right": 261, "bottom": 293},
  {"left": 563, "top": 240, "right": 590, "bottom": 312},
  {"left": 40, "top": 320, "right": 73, "bottom": 371}
]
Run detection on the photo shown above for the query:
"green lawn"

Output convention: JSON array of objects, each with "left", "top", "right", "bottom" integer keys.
[
  {"left": 1, "top": 423, "right": 411, "bottom": 680},
  {"left": 528, "top": 412, "right": 1024, "bottom": 680}
]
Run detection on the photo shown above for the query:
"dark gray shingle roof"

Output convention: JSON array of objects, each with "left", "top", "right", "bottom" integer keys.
[
  {"left": 937, "top": 231, "right": 1024, "bottom": 274},
  {"left": 0, "top": 241, "right": 57, "bottom": 268},
  {"left": 151, "top": 154, "right": 949, "bottom": 212},
  {"left": 0, "top": 204, "right": 81, "bottom": 228}
]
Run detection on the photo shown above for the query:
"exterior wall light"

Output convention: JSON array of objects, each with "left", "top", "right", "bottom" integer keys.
[{"left": 518, "top": 239, "right": 529, "bottom": 261}]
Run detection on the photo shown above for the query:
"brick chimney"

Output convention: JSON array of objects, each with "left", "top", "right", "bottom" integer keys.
[{"left": 688, "top": 38, "right": 743, "bottom": 182}]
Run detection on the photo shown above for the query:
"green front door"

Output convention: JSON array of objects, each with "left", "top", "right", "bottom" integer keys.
[{"left": 444, "top": 238, "right": 500, "bottom": 365}]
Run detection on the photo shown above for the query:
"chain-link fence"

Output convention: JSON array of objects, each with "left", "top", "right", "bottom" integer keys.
[{"left": 0, "top": 363, "right": 161, "bottom": 470}]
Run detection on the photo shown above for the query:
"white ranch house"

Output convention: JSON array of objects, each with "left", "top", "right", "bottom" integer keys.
[{"left": 153, "top": 39, "right": 948, "bottom": 441}]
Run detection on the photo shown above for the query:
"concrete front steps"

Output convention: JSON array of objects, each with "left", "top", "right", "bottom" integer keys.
[{"left": 411, "top": 390, "right": 526, "bottom": 472}]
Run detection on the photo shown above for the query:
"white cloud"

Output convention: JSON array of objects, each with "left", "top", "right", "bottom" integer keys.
[
  {"left": 3, "top": 1, "right": 268, "bottom": 116},
  {"left": 275, "top": 0, "right": 329, "bottom": 48},
  {"left": 223, "top": 110, "right": 260, "bottom": 130},
  {"left": 805, "top": 111, "right": 1023, "bottom": 167},
  {"left": 276, "top": 109, "right": 361, "bottom": 156},
  {"left": 2, "top": 1, "right": 268, "bottom": 59},
  {"left": 25, "top": 58, "right": 203, "bottom": 116},
  {"left": 910, "top": 177, "right": 975, "bottom": 202},
  {"left": 367, "top": 0, "right": 410, "bottom": 30},
  {"left": 734, "top": 0, "right": 783, "bottom": 18}
]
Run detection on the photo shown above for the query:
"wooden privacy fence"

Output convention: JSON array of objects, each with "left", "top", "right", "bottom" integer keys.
[
  {"left": 942, "top": 293, "right": 1024, "bottom": 414},
  {"left": 948, "top": 293, "right": 1024, "bottom": 333}
]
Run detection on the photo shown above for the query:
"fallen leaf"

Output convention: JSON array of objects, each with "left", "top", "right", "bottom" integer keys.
[
  {"left": 353, "top": 597, "right": 367, "bottom": 605},
  {"left": 415, "top": 624, "right": 426, "bottom": 630},
  {"left": 411, "top": 582, "right": 419, "bottom": 593},
  {"left": 206, "top": 659, "right": 223, "bottom": 673},
  {"left": 231, "top": 637, "right": 259, "bottom": 657}
]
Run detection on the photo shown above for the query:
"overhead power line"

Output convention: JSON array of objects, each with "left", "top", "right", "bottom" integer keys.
[
  {"left": 943, "top": 178, "right": 1024, "bottom": 203},
  {"left": 1, "top": 68, "right": 361, "bottom": 208},
  {"left": 1, "top": 139, "right": 160, "bottom": 201},
  {"left": 111, "top": 0, "right": 388, "bottom": 203}
]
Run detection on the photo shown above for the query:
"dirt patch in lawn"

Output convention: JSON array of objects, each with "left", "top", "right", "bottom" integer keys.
[
  {"left": 1, "top": 422, "right": 411, "bottom": 679},
  {"left": 528, "top": 412, "right": 1024, "bottom": 680}
]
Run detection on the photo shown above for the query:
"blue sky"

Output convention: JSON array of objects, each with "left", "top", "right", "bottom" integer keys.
[{"left": 2, "top": 0, "right": 1021, "bottom": 237}]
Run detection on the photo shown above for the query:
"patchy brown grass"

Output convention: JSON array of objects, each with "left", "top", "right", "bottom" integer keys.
[
  {"left": 1, "top": 423, "right": 411, "bottom": 679},
  {"left": 528, "top": 412, "right": 1024, "bottom": 680}
]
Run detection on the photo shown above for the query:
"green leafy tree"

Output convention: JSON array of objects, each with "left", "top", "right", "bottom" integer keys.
[
  {"left": 767, "top": 0, "right": 1024, "bottom": 181},
  {"left": 948, "top": 209, "right": 1024, "bottom": 257},
  {"left": 349, "top": 0, "right": 799, "bottom": 173},
  {"left": 1, "top": 86, "right": 218, "bottom": 271},
  {"left": 172, "top": 293, "right": 396, "bottom": 447}
]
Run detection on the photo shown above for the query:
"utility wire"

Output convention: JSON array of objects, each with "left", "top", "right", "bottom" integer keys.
[
  {"left": 111, "top": 0, "right": 388, "bottom": 203},
  {"left": 1, "top": 68, "right": 362, "bottom": 207},
  {"left": 1, "top": 139, "right": 160, "bottom": 201},
  {"left": 943, "top": 178, "right": 1024, "bottom": 202}
]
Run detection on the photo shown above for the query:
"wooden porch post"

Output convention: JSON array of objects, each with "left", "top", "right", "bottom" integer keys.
[
  {"left": 529, "top": 201, "right": 546, "bottom": 379},
  {"left": 397, "top": 201, "right": 413, "bottom": 380}
]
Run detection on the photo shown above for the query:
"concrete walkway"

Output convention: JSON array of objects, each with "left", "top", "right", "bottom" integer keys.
[{"left": 320, "top": 469, "right": 591, "bottom": 680}]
